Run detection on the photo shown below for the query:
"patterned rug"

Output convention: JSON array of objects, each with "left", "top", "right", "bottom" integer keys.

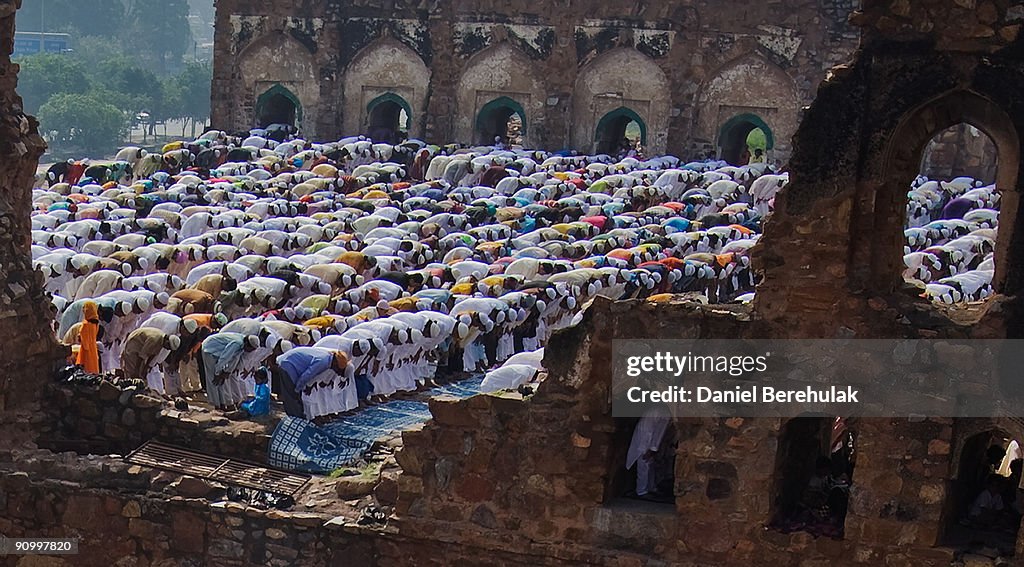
[{"left": 268, "top": 376, "right": 484, "bottom": 474}]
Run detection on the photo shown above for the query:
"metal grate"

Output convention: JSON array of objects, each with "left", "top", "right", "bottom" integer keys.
[{"left": 126, "top": 440, "right": 311, "bottom": 496}]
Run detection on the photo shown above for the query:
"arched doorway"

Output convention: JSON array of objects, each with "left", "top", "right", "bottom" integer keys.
[
  {"left": 940, "top": 428, "right": 1024, "bottom": 555},
  {"left": 476, "top": 96, "right": 526, "bottom": 146},
  {"left": 366, "top": 93, "right": 411, "bottom": 144},
  {"left": 595, "top": 107, "right": 647, "bottom": 157},
  {"left": 255, "top": 84, "right": 302, "bottom": 130},
  {"left": 718, "top": 113, "right": 774, "bottom": 165}
]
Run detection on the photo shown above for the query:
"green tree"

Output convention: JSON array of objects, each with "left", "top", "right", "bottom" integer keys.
[
  {"left": 125, "top": 0, "right": 193, "bottom": 74},
  {"left": 66, "top": 36, "right": 127, "bottom": 72},
  {"left": 176, "top": 61, "right": 212, "bottom": 136},
  {"left": 37, "top": 93, "right": 128, "bottom": 150},
  {"left": 15, "top": 53, "right": 89, "bottom": 114},
  {"left": 93, "top": 57, "right": 164, "bottom": 122}
]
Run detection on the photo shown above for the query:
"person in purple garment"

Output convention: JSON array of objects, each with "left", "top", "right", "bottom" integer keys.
[{"left": 942, "top": 197, "right": 975, "bottom": 219}]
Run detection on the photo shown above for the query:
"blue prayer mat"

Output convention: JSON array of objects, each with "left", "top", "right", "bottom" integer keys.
[
  {"left": 268, "top": 376, "right": 483, "bottom": 474},
  {"left": 268, "top": 416, "right": 371, "bottom": 474}
]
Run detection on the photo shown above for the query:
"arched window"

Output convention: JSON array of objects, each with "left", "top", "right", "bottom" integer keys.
[
  {"left": 366, "top": 93, "right": 412, "bottom": 144},
  {"left": 904, "top": 122, "right": 999, "bottom": 305},
  {"left": 769, "top": 416, "right": 855, "bottom": 538},
  {"left": 476, "top": 96, "right": 527, "bottom": 146},
  {"left": 595, "top": 107, "right": 647, "bottom": 157},
  {"left": 255, "top": 84, "right": 302, "bottom": 130},
  {"left": 941, "top": 429, "right": 1023, "bottom": 554},
  {"left": 870, "top": 91, "right": 1020, "bottom": 297},
  {"left": 718, "top": 113, "right": 774, "bottom": 166}
]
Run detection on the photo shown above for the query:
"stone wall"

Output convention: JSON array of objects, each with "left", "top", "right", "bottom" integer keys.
[
  {"left": 0, "top": 452, "right": 374, "bottom": 567},
  {"left": 42, "top": 380, "right": 272, "bottom": 461},
  {"left": 210, "top": 0, "right": 860, "bottom": 160},
  {"left": 0, "top": 0, "right": 62, "bottom": 420},
  {"left": 921, "top": 123, "right": 999, "bottom": 184},
  {"left": 755, "top": 2, "right": 1024, "bottom": 325},
  {"left": 391, "top": 298, "right": 1024, "bottom": 566},
  {"left": 0, "top": 448, "right": 660, "bottom": 567}
]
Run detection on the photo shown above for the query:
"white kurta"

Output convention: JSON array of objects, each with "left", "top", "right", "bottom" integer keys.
[{"left": 626, "top": 410, "right": 671, "bottom": 496}]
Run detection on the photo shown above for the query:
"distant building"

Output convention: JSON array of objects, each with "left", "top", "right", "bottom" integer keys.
[{"left": 13, "top": 31, "right": 71, "bottom": 57}]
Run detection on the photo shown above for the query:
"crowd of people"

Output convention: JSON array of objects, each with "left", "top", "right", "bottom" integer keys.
[
  {"left": 904, "top": 175, "right": 1000, "bottom": 303},
  {"left": 28, "top": 127, "right": 996, "bottom": 423}
]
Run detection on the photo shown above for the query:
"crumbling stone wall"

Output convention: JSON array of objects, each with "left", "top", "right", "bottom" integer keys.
[
  {"left": 754, "top": 0, "right": 1024, "bottom": 327},
  {"left": 211, "top": 0, "right": 859, "bottom": 159},
  {"left": 0, "top": 0, "right": 61, "bottom": 418},
  {"left": 42, "top": 381, "right": 271, "bottom": 460},
  {"left": 393, "top": 298, "right": 1024, "bottom": 565},
  {"left": 921, "top": 123, "right": 999, "bottom": 184}
]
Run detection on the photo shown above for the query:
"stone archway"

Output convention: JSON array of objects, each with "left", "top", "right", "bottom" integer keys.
[
  {"left": 572, "top": 48, "right": 670, "bottom": 155},
  {"left": 255, "top": 84, "right": 302, "bottom": 129},
  {"left": 695, "top": 53, "right": 800, "bottom": 164},
  {"left": 475, "top": 96, "right": 526, "bottom": 146},
  {"left": 455, "top": 43, "right": 545, "bottom": 148},
  {"left": 718, "top": 112, "right": 774, "bottom": 165},
  {"left": 940, "top": 420, "right": 1024, "bottom": 554},
  {"left": 365, "top": 92, "right": 412, "bottom": 143},
  {"left": 872, "top": 90, "right": 1020, "bottom": 294},
  {"left": 236, "top": 32, "right": 319, "bottom": 137},
  {"left": 595, "top": 107, "right": 647, "bottom": 156},
  {"left": 342, "top": 38, "right": 430, "bottom": 140}
]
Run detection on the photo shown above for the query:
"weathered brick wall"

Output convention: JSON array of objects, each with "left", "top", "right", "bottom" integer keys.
[
  {"left": 393, "top": 298, "right": 1024, "bottom": 565},
  {"left": 0, "top": 450, "right": 656, "bottom": 567},
  {"left": 0, "top": 454, "right": 374, "bottom": 567},
  {"left": 210, "top": 0, "right": 860, "bottom": 159},
  {"left": 0, "top": 0, "right": 62, "bottom": 419},
  {"left": 755, "top": 1, "right": 1024, "bottom": 325}
]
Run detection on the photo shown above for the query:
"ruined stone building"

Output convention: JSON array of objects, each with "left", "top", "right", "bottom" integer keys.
[
  {"left": 210, "top": 0, "right": 860, "bottom": 161},
  {"left": 4, "top": 0, "right": 1024, "bottom": 565}
]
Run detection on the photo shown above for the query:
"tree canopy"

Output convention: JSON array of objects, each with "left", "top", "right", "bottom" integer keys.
[{"left": 38, "top": 93, "right": 127, "bottom": 151}]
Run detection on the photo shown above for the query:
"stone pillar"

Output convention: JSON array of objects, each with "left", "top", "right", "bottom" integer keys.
[{"left": 0, "top": 0, "right": 62, "bottom": 413}]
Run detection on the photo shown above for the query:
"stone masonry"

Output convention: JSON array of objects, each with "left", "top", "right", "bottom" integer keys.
[
  {"left": 210, "top": 0, "right": 861, "bottom": 161},
  {"left": 0, "top": 0, "right": 62, "bottom": 423},
  {"left": 4, "top": 0, "right": 1024, "bottom": 566}
]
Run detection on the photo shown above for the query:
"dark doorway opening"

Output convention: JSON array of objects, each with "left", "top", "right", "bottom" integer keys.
[
  {"left": 476, "top": 96, "right": 526, "bottom": 147},
  {"left": 366, "top": 93, "right": 411, "bottom": 144},
  {"left": 607, "top": 411, "right": 677, "bottom": 505},
  {"left": 255, "top": 85, "right": 301, "bottom": 131},
  {"left": 769, "top": 416, "right": 855, "bottom": 539},
  {"left": 940, "top": 429, "right": 1023, "bottom": 556},
  {"left": 595, "top": 107, "right": 646, "bottom": 157},
  {"left": 718, "top": 113, "right": 774, "bottom": 166}
]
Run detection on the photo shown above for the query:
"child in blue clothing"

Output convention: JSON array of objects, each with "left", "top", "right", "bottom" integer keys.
[{"left": 241, "top": 369, "right": 271, "bottom": 417}]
